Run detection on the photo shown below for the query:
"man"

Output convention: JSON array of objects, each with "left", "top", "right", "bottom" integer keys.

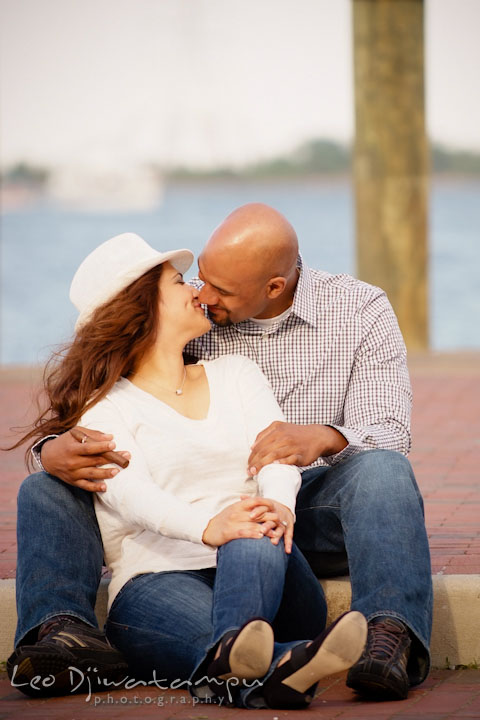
[{"left": 8, "top": 203, "right": 432, "bottom": 702}]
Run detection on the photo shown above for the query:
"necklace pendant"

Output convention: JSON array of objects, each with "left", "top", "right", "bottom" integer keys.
[{"left": 176, "top": 389, "right": 183, "bottom": 396}]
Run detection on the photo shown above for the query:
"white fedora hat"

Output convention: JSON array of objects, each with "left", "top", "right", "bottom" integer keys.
[{"left": 70, "top": 233, "right": 194, "bottom": 330}]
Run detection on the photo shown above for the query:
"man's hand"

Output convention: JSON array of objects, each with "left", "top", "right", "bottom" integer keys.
[
  {"left": 247, "top": 422, "right": 348, "bottom": 475},
  {"left": 202, "top": 496, "right": 293, "bottom": 552},
  {"left": 41, "top": 427, "right": 131, "bottom": 493}
]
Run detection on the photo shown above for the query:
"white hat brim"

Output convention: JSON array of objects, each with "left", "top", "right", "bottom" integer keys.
[{"left": 71, "top": 238, "right": 194, "bottom": 331}]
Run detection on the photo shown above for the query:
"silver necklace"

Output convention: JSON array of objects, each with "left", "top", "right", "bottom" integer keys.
[{"left": 131, "top": 367, "right": 187, "bottom": 396}]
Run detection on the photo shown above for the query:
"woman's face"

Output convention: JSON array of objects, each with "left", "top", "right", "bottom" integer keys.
[{"left": 158, "top": 262, "right": 211, "bottom": 340}]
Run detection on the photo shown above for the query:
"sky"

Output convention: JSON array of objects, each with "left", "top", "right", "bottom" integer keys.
[{"left": 1, "top": 0, "right": 480, "bottom": 170}]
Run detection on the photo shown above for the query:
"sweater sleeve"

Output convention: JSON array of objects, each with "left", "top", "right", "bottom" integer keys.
[
  {"left": 80, "top": 399, "right": 212, "bottom": 545},
  {"left": 234, "top": 357, "right": 301, "bottom": 514}
]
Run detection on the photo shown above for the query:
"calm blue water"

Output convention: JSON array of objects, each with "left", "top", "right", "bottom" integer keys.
[{"left": 1, "top": 178, "right": 479, "bottom": 365}]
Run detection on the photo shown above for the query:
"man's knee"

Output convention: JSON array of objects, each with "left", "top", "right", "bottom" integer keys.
[
  {"left": 347, "top": 450, "right": 422, "bottom": 505},
  {"left": 17, "top": 470, "right": 96, "bottom": 521},
  {"left": 351, "top": 448, "right": 412, "bottom": 473},
  {"left": 18, "top": 472, "right": 52, "bottom": 507}
]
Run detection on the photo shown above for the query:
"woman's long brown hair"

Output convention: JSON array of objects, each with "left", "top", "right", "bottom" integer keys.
[{"left": 10, "top": 263, "right": 164, "bottom": 465}]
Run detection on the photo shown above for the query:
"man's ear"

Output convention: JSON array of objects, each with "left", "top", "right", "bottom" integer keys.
[{"left": 266, "top": 277, "right": 287, "bottom": 299}]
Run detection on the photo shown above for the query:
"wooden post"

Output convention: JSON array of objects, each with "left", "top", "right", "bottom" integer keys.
[{"left": 353, "top": 0, "right": 429, "bottom": 350}]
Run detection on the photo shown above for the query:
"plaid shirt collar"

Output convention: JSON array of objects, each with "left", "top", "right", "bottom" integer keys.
[{"left": 290, "top": 254, "right": 318, "bottom": 327}]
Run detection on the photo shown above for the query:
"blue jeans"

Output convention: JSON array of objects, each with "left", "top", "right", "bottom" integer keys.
[
  {"left": 294, "top": 450, "right": 432, "bottom": 685},
  {"left": 15, "top": 473, "right": 103, "bottom": 644},
  {"left": 105, "top": 538, "right": 326, "bottom": 706},
  {"left": 15, "top": 450, "right": 432, "bottom": 686}
]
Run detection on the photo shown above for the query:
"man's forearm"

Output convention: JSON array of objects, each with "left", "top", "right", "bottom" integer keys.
[{"left": 318, "top": 425, "right": 348, "bottom": 457}]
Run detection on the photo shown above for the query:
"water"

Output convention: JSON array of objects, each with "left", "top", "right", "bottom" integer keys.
[{"left": 1, "top": 178, "right": 479, "bottom": 365}]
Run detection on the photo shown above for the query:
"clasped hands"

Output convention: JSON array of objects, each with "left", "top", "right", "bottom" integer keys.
[{"left": 202, "top": 496, "right": 294, "bottom": 553}]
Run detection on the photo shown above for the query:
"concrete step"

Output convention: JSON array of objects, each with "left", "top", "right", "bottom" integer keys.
[{"left": 1, "top": 575, "right": 479, "bottom": 668}]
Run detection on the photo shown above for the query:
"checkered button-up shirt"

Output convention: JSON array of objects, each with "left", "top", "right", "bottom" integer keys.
[{"left": 187, "top": 256, "right": 412, "bottom": 470}]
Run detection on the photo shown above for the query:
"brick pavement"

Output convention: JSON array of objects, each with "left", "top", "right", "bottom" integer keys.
[
  {"left": 1, "top": 353, "right": 479, "bottom": 578},
  {"left": 1, "top": 355, "right": 480, "bottom": 717},
  {"left": 1, "top": 668, "right": 480, "bottom": 719},
  {"left": 406, "top": 353, "right": 480, "bottom": 576}
]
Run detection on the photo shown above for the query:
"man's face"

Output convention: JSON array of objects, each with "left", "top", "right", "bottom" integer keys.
[{"left": 197, "top": 251, "right": 268, "bottom": 326}]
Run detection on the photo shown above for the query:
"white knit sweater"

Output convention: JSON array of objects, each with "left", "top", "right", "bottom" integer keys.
[{"left": 80, "top": 355, "right": 301, "bottom": 608}]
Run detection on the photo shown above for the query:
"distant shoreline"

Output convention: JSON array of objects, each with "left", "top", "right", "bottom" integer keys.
[
  {"left": 1, "top": 172, "right": 479, "bottom": 214},
  {"left": 163, "top": 173, "right": 480, "bottom": 185}
]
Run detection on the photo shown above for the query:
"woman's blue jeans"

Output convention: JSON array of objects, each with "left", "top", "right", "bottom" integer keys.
[
  {"left": 14, "top": 449, "right": 432, "bottom": 687},
  {"left": 105, "top": 537, "right": 326, "bottom": 705}
]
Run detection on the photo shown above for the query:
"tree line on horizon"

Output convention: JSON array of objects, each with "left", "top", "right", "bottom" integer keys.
[
  {"left": 3, "top": 139, "right": 480, "bottom": 185},
  {"left": 168, "top": 139, "right": 480, "bottom": 180}
]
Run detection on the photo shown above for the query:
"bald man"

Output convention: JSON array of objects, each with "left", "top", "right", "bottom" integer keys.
[{"left": 11, "top": 204, "right": 432, "bottom": 703}]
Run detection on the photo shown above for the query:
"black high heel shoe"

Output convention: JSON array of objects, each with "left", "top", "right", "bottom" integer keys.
[
  {"left": 262, "top": 611, "right": 367, "bottom": 709},
  {"left": 205, "top": 618, "right": 274, "bottom": 702}
]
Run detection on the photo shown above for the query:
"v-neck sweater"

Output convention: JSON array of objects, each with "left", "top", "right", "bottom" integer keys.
[{"left": 80, "top": 354, "right": 301, "bottom": 608}]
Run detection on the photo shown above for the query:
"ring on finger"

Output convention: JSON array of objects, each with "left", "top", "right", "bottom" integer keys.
[
  {"left": 281, "top": 520, "right": 288, "bottom": 527},
  {"left": 81, "top": 435, "right": 88, "bottom": 444}
]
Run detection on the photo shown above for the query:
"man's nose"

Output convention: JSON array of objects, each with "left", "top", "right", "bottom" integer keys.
[{"left": 198, "top": 284, "right": 217, "bottom": 305}]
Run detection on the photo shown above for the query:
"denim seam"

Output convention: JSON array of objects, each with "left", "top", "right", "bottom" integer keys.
[
  {"left": 107, "top": 618, "right": 209, "bottom": 646},
  {"left": 296, "top": 504, "right": 341, "bottom": 511}
]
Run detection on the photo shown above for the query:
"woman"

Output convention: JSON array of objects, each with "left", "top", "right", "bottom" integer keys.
[{"left": 17, "top": 232, "right": 367, "bottom": 709}]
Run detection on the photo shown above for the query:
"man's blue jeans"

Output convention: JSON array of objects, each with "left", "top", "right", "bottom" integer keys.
[
  {"left": 15, "top": 449, "right": 432, "bottom": 686},
  {"left": 104, "top": 538, "right": 326, "bottom": 705},
  {"left": 294, "top": 450, "right": 432, "bottom": 685}
]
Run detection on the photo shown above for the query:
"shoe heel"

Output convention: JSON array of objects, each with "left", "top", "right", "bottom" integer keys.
[
  {"left": 221, "top": 619, "right": 274, "bottom": 680},
  {"left": 284, "top": 611, "right": 368, "bottom": 694}
]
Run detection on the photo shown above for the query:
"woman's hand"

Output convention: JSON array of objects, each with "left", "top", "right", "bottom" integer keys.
[
  {"left": 248, "top": 498, "right": 295, "bottom": 554},
  {"left": 41, "top": 427, "right": 131, "bottom": 492},
  {"left": 202, "top": 496, "right": 294, "bottom": 553}
]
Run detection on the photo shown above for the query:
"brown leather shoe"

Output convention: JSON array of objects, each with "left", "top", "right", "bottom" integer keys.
[
  {"left": 7, "top": 615, "right": 128, "bottom": 697},
  {"left": 346, "top": 616, "right": 411, "bottom": 700}
]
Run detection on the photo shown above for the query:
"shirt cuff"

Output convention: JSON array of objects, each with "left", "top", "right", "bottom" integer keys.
[
  {"left": 256, "top": 464, "right": 301, "bottom": 517},
  {"left": 31, "top": 435, "right": 59, "bottom": 472},
  {"left": 321, "top": 426, "right": 364, "bottom": 465}
]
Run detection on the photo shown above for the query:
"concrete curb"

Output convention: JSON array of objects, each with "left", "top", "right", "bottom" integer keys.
[{"left": 1, "top": 575, "right": 479, "bottom": 668}]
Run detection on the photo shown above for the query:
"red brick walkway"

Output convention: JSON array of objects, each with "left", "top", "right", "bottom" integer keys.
[
  {"left": 407, "top": 353, "right": 480, "bottom": 576},
  {"left": 1, "top": 668, "right": 480, "bottom": 719},
  {"left": 1, "top": 354, "right": 480, "bottom": 578},
  {"left": 1, "top": 355, "right": 480, "bottom": 718}
]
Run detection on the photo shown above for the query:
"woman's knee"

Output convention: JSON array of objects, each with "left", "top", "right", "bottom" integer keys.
[{"left": 218, "top": 536, "right": 287, "bottom": 570}]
